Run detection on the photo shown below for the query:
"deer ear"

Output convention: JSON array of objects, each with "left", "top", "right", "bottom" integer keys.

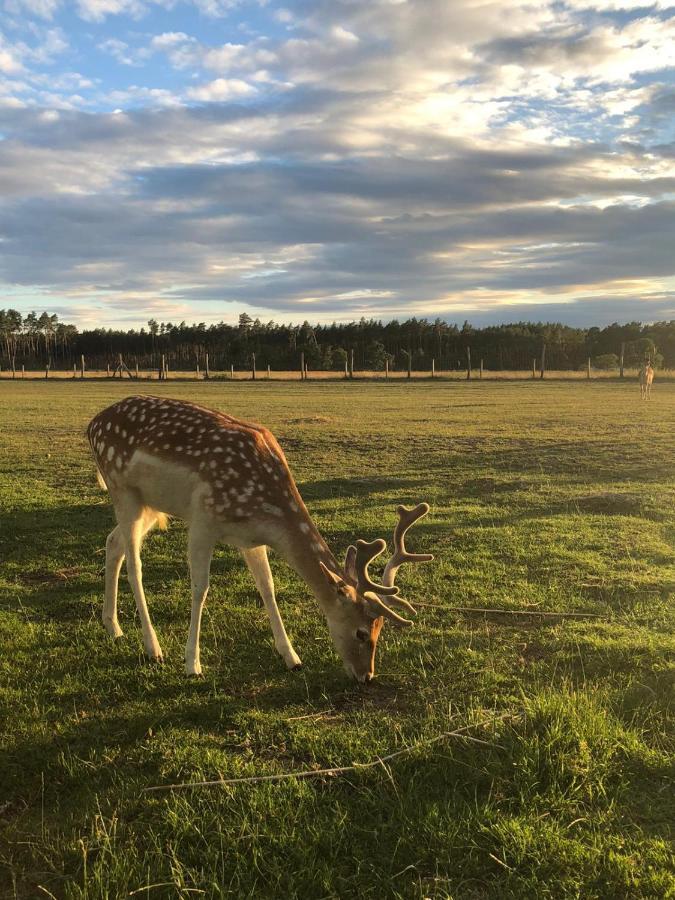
[
  {"left": 344, "top": 545, "right": 357, "bottom": 582},
  {"left": 319, "top": 561, "right": 347, "bottom": 590}
]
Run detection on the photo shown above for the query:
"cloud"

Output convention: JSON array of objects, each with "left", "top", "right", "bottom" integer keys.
[
  {"left": 98, "top": 37, "right": 144, "bottom": 66},
  {"left": 4, "top": 0, "right": 61, "bottom": 19},
  {"left": 0, "top": 0, "right": 674, "bottom": 325},
  {"left": 480, "top": 17, "right": 675, "bottom": 85},
  {"left": 75, "top": 0, "right": 145, "bottom": 22},
  {"left": 0, "top": 100, "right": 673, "bottom": 323},
  {"left": 0, "top": 47, "right": 24, "bottom": 74},
  {"left": 186, "top": 77, "right": 257, "bottom": 101}
]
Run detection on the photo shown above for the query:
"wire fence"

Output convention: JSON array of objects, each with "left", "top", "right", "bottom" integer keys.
[{"left": 0, "top": 366, "right": 670, "bottom": 382}]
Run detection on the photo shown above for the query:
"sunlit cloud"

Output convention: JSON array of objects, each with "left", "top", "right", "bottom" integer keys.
[{"left": 0, "top": 0, "right": 673, "bottom": 326}]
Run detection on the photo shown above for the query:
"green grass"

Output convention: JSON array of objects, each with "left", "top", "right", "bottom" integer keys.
[{"left": 0, "top": 379, "right": 673, "bottom": 899}]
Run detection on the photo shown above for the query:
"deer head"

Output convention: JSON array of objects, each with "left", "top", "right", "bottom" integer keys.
[{"left": 334, "top": 503, "right": 434, "bottom": 681}]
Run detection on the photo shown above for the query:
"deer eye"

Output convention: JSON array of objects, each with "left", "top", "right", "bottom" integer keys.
[{"left": 356, "top": 628, "right": 370, "bottom": 643}]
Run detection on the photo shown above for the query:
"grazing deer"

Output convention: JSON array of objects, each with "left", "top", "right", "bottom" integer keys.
[
  {"left": 639, "top": 363, "right": 654, "bottom": 400},
  {"left": 87, "top": 396, "right": 433, "bottom": 682}
]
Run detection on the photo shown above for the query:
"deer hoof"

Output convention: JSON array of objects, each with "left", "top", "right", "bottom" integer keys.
[{"left": 103, "top": 618, "right": 123, "bottom": 639}]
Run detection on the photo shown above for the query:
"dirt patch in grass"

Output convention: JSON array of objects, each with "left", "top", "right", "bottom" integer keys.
[
  {"left": 287, "top": 415, "right": 335, "bottom": 425},
  {"left": 459, "top": 477, "right": 524, "bottom": 497},
  {"left": 572, "top": 492, "right": 647, "bottom": 516},
  {"left": 15, "top": 565, "right": 86, "bottom": 585}
]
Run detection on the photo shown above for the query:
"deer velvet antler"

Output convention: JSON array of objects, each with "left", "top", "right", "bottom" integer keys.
[
  {"left": 382, "top": 503, "right": 434, "bottom": 588},
  {"left": 354, "top": 538, "right": 400, "bottom": 596}
]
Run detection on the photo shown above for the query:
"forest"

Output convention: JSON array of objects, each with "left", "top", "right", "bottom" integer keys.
[{"left": 0, "top": 309, "right": 673, "bottom": 373}]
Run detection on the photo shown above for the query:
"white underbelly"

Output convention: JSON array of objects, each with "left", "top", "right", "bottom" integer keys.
[
  {"left": 125, "top": 451, "right": 206, "bottom": 519},
  {"left": 121, "top": 450, "right": 276, "bottom": 550}
]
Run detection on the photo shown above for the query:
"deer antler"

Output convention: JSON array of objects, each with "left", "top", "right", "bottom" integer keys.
[
  {"left": 343, "top": 506, "right": 433, "bottom": 626},
  {"left": 382, "top": 503, "right": 434, "bottom": 588},
  {"left": 354, "top": 539, "right": 400, "bottom": 596}
]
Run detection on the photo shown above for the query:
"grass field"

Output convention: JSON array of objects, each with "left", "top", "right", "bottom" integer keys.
[{"left": 1, "top": 379, "right": 673, "bottom": 899}]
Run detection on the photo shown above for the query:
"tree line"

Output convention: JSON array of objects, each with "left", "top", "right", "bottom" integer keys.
[{"left": 0, "top": 309, "right": 672, "bottom": 372}]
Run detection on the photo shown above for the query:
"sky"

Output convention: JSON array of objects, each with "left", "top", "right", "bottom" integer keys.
[{"left": 1, "top": 0, "right": 674, "bottom": 330}]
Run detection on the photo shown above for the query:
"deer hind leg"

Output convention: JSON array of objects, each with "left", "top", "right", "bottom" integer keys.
[
  {"left": 185, "top": 523, "right": 215, "bottom": 676},
  {"left": 242, "top": 546, "right": 302, "bottom": 670},
  {"left": 113, "top": 496, "right": 164, "bottom": 661},
  {"left": 103, "top": 513, "right": 163, "bottom": 642}
]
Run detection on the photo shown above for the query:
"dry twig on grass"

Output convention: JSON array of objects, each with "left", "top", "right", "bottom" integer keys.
[
  {"left": 284, "top": 709, "right": 335, "bottom": 721},
  {"left": 414, "top": 602, "right": 605, "bottom": 620},
  {"left": 143, "top": 717, "right": 508, "bottom": 793}
]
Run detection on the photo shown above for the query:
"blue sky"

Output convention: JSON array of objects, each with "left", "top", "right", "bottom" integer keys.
[{"left": 1, "top": 0, "right": 674, "bottom": 329}]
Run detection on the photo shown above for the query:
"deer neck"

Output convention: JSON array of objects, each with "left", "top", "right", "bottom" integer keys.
[{"left": 273, "top": 508, "right": 343, "bottom": 615}]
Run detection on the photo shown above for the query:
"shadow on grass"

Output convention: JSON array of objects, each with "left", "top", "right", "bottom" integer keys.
[
  {"left": 405, "top": 435, "right": 673, "bottom": 483},
  {"left": 0, "top": 623, "right": 433, "bottom": 805}
]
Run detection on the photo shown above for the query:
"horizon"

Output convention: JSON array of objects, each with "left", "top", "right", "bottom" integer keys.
[
  {"left": 4, "top": 308, "right": 674, "bottom": 334},
  {"left": 1, "top": 0, "right": 674, "bottom": 328}
]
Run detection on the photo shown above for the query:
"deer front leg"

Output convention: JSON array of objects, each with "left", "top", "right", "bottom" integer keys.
[
  {"left": 185, "top": 525, "right": 215, "bottom": 676},
  {"left": 103, "top": 525, "right": 125, "bottom": 638},
  {"left": 242, "top": 546, "right": 302, "bottom": 670}
]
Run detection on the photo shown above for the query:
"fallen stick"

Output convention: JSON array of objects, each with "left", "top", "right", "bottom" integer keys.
[
  {"left": 285, "top": 710, "right": 334, "bottom": 721},
  {"left": 143, "top": 718, "right": 507, "bottom": 793},
  {"left": 413, "top": 602, "right": 605, "bottom": 619}
]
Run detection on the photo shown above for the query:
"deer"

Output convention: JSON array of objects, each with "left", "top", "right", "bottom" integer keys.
[
  {"left": 86, "top": 395, "right": 433, "bottom": 683},
  {"left": 639, "top": 362, "right": 654, "bottom": 400}
]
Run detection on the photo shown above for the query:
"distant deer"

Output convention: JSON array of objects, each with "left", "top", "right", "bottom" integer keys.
[
  {"left": 639, "top": 362, "right": 654, "bottom": 400},
  {"left": 87, "top": 396, "right": 433, "bottom": 682}
]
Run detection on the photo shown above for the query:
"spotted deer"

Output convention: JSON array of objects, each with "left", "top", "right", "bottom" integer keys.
[
  {"left": 639, "top": 363, "right": 654, "bottom": 400},
  {"left": 87, "top": 396, "right": 433, "bottom": 682}
]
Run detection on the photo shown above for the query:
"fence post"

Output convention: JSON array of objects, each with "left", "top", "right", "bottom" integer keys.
[
  {"left": 300, "top": 352, "right": 305, "bottom": 380},
  {"left": 479, "top": 358, "right": 483, "bottom": 379},
  {"left": 532, "top": 358, "right": 537, "bottom": 378},
  {"left": 407, "top": 352, "right": 411, "bottom": 379},
  {"left": 432, "top": 358, "right": 435, "bottom": 378},
  {"left": 196, "top": 362, "right": 200, "bottom": 379},
  {"left": 619, "top": 342, "right": 625, "bottom": 379},
  {"left": 385, "top": 359, "right": 389, "bottom": 380},
  {"left": 344, "top": 359, "right": 348, "bottom": 379},
  {"left": 80, "top": 354, "right": 85, "bottom": 378},
  {"left": 159, "top": 355, "right": 164, "bottom": 380},
  {"left": 231, "top": 364, "right": 234, "bottom": 380},
  {"left": 73, "top": 363, "right": 77, "bottom": 379},
  {"left": 305, "top": 361, "right": 309, "bottom": 380},
  {"left": 45, "top": 363, "right": 50, "bottom": 380},
  {"left": 135, "top": 359, "right": 139, "bottom": 379},
  {"left": 22, "top": 364, "right": 25, "bottom": 379},
  {"left": 205, "top": 353, "right": 210, "bottom": 380},
  {"left": 251, "top": 353, "right": 256, "bottom": 381},
  {"left": 11, "top": 360, "right": 16, "bottom": 380},
  {"left": 164, "top": 358, "right": 169, "bottom": 380},
  {"left": 267, "top": 364, "right": 271, "bottom": 379},
  {"left": 540, "top": 344, "right": 546, "bottom": 379},
  {"left": 349, "top": 349, "right": 354, "bottom": 379},
  {"left": 587, "top": 357, "right": 591, "bottom": 379},
  {"left": 107, "top": 362, "right": 111, "bottom": 378},
  {"left": 466, "top": 346, "right": 472, "bottom": 380}
]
